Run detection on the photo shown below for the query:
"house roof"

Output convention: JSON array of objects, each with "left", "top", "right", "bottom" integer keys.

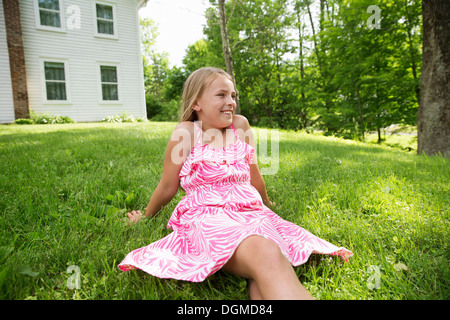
[{"left": 138, "top": 0, "right": 150, "bottom": 9}]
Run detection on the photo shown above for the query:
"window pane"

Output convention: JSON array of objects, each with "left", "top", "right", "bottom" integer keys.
[
  {"left": 38, "top": 0, "right": 60, "bottom": 10},
  {"left": 44, "top": 62, "right": 65, "bottom": 81},
  {"left": 96, "top": 4, "right": 113, "bottom": 19},
  {"left": 102, "top": 84, "right": 118, "bottom": 100},
  {"left": 100, "top": 66, "right": 117, "bottom": 83},
  {"left": 97, "top": 20, "right": 114, "bottom": 35},
  {"left": 39, "top": 10, "right": 61, "bottom": 27},
  {"left": 46, "top": 82, "right": 66, "bottom": 100}
]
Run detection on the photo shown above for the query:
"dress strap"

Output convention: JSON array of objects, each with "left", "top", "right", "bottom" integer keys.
[{"left": 230, "top": 124, "right": 240, "bottom": 140}]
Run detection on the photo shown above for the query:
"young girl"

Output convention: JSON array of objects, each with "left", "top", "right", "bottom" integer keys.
[{"left": 118, "top": 67, "right": 352, "bottom": 300}]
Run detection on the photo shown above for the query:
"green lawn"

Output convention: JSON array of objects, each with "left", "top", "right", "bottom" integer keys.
[{"left": 0, "top": 122, "right": 448, "bottom": 300}]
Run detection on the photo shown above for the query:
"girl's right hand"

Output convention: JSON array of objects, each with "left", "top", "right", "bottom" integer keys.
[{"left": 127, "top": 210, "right": 144, "bottom": 224}]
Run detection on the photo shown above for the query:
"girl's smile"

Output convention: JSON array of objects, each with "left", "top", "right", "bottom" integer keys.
[
  {"left": 193, "top": 75, "right": 236, "bottom": 129},
  {"left": 220, "top": 110, "right": 233, "bottom": 117}
]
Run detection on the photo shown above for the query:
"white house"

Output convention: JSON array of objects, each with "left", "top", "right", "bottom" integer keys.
[{"left": 1, "top": 0, "right": 149, "bottom": 123}]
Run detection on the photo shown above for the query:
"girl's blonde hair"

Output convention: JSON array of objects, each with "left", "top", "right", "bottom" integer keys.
[{"left": 179, "top": 67, "right": 234, "bottom": 122}]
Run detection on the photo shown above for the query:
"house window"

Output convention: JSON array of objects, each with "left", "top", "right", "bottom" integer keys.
[
  {"left": 38, "top": 0, "right": 62, "bottom": 28},
  {"left": 100, "top": 65, "right": 118, "bottom": 101},
  {"left": 44, "top": 61, "right": 67, "bottom": 100},
  {"left": 96, "top": 3, "right": 115, "bottom": 36}
]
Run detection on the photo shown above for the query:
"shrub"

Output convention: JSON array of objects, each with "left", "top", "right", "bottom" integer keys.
[
  {"left": 101, "top": 112, "right": 145, "bottom": 123},
  {"left": 31, "top": 113, "right": 75, "bottom": 124},
  {"left": 150, "top": 99, "right": 180, "bottom": 122},
  {"left": 146, "top": 93, "right": 164, "bottom": 118},
  {"left": 101, "top": 115, "right": 123, "bottom": 123},
  {"left": 14, "top": 118, "right": 34, "bottom": 125}
]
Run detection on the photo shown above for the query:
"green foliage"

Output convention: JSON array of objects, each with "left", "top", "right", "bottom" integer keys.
[
  {"left": 138, "top": 0, "right": 420, "bottom": 139},
  {"left": 308, "top": 0, "right": 422, "bottom": 140},
  {"left": 0, "top": 122, "right": 448, "bottom": 300},
  {"left": 182, "top": 39, "right": 222, "bottom": 74},
  {"left": 18, "top": 112, "right": 76, "bottom": 124},
  {"left": 140, "top": 18, "right": 182, "bottom": 122},
  {"left": 150, "top": 99, "right": 180, "bottom": 122},
  {"left": 101, "top": 112, "right": 144, "bottom": 123},
  {"left": 145, "top": 93, "right": 164, "bottom": 118},
  {"left": 35, "top": 115, "right": 74, "bottom": 124},
  {"left": 162, "top": 67, "right": 187, "bottom": 102},
  {"left": 205, "top": 0, "right": 297, "bottom": 125},
  {"left": 139, "top": 1, "right": 423, "bottom": 134},
  {"left": 14, "top": 118, "right": 33, "bottom": 125}
]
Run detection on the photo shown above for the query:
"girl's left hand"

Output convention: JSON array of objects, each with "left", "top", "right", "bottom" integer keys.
[
  {"left": 269, "top": 201, "right": 277, "bottom": 210},
  {"left": 264, "top": 200, "right": 276, "bottom": 210},
  {"left": 127, "top": 210, "right": 144, "bottom": 224}
]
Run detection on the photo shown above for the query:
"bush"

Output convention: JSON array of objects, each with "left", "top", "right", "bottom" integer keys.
[
  {"left": 14, "top": 118, "right": 34, "bottom": 125},
  {"left": 101, "top": 112, "right": 145, "bottom": 123},
  {"left": 146, "top": 93, "right": 164, "bottom": 118},
  {"left": 150, "top": 99, "right": 180, "bottom": 122},
  {"left": 14, "top": 113, "right": 75, "bottom": 125},
  {"left": 31, "top": 113, "right": 74, "bottom": 124}
]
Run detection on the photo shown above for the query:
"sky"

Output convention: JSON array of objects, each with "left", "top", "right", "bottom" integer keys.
[{"left": 139, "top": 0, "right": 212, "bottom": 67}]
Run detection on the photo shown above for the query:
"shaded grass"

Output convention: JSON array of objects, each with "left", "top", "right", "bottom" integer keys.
[
  {"left": 0, "top": 122, "right": 448, "bottom": 300},
  {"left": 366, "top": 131, "right": 418, "bottom": 153}
]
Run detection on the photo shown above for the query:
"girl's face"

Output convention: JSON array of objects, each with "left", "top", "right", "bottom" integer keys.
[{"left": 193, "top": 75, "right": 236, "bottom": 129}]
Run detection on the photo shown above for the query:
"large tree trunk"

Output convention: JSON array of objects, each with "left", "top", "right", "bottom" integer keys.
[
  {"left": 417, "top": 0, "right": 450, "bottom": 157},
  {"left": 218, "top": 0, "right": 240, "bottom": 113}
]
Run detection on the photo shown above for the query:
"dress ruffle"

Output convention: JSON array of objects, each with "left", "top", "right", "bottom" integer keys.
[{"left": 179, "top": 140, "right": 254, "bottom": 178}]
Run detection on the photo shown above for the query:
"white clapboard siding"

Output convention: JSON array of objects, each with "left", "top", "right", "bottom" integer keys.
[
  {"left": 19, "top": 0, "right": 147, "bottom": 122},
  {"left": 0, "top": 2, "right": 15, "bottom": 124}
]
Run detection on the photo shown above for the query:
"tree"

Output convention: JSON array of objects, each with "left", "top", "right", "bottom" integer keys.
[
  {"left": 140, "top": 18, "right": 170, "bottom": 97},
  {"left": 417, "top": 0, "right": 450, "bottom": 157},
  {"left": 217, "top": 0, "right": 240, "bottom": 113},
  {"left": 194, "top": 0, "right": 424, "bottom": 136},
  {"left": 206, "top": 0, "right": 294, "bottom": 126},
  {"left": 217, "top": 0, "right": 235, "bottom": 80},
  {"left": 310, "top": 0, "right": 422, "bottom": 140},
  {"left": 140, "top": 18, "right": 179, "bottom": 120},
  {"left": 182, "top": 39, "right": 219, "bottom": 74}
]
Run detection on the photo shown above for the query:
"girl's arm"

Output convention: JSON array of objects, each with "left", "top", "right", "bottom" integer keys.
[
  {"left": 127, "top": 122, "right": 194, "bottom": 223},
  {"left": 233, "top": 115, "right": 272, "bottom": 208},
  {"left": 250, "top": 163, "right": 271, "bottom": 207}
]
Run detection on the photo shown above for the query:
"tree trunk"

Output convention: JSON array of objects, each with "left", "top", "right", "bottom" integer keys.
[
  {"left": 296, "top": 8, "right": 305, "bottom": 101},
  {"left": 218, "top": 0, "right": 240, "bottom": 113},
  {"left": 295, "top": 5, "right": 307, "bottom": 128},
  {"left": 353, "top": 54, "right": 365, "bottom": 141},
  {"left": 306, "top": 2, "right": 322, "bottom": 75},
  {"left": 417, "top": 0, "right": 450, "bottom": 157},
  {"left": 355, "top": 84, "right": 365, "bottom": 141},
  {"left": 402, "top": 0, "right": 421, "bottom": 105}
]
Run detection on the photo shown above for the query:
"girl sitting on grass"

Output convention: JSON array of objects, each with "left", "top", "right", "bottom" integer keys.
[{"left": 118, "top": 67, "right": 352, "bottom": 300}]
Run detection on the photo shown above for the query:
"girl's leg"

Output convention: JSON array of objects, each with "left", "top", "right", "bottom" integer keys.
[
  {"left": 223, "top": 235, "right": 314, "bottom": 300},
  {"left": 248, "top": 279, "right": 262, "bottom": 300}
]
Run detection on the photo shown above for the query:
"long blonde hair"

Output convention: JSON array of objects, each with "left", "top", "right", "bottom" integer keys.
[{"left": 179, "top": 67, "right": 234, "bottom": 122}]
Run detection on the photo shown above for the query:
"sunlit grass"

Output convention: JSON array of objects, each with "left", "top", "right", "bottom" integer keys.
[{"left": 0, "top": 122, "right": 448, "bottom": 300}]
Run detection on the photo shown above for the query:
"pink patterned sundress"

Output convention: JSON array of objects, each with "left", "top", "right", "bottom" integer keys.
[{"left": 118, "top": 122, "right": 353, "bottom": 282}]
